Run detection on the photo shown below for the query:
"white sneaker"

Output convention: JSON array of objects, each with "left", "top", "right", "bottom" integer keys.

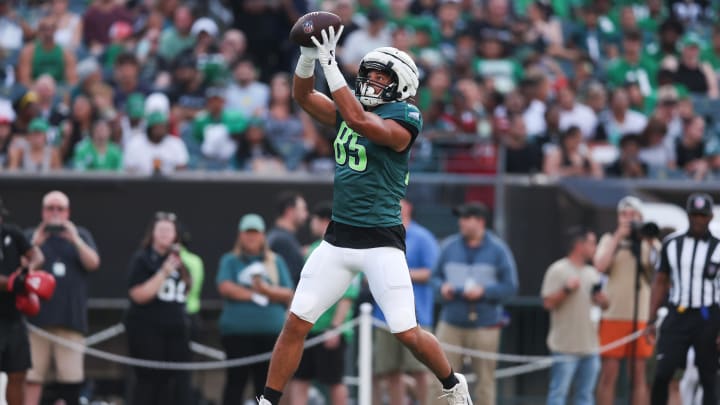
[
  {"left": 257, "top": 396, "right": 272, "bottom": 405},
  {"left": 439, "top": 373, "right": 473, "bottom": 404}
]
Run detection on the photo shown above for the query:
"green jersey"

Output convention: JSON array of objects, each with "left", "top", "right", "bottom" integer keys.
[
  {"left": 327, "top": 102, "right": 422, "bottom": 246},
  {"left": 72, "top": 139, "right": 123, "bottom": 171}
]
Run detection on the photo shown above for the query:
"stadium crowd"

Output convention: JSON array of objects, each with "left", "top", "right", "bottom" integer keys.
[{"left": 0, "top": 0, "right": 718, "bottom": 178}]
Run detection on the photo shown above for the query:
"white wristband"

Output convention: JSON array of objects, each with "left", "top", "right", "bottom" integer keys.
[
  {"left": 295, "top": 54, "right": 315, "bottom": 79},
  {"left": 322, "top": 62, "right": 347, "bottom": 93}
]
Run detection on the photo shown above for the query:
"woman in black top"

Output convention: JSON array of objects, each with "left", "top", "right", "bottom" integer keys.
[
  {"left": 125, "top": 212, "right": 192, "bottom": 405},
  {"left": 674, "top": 34, "right": 719, "bottom": 98}
]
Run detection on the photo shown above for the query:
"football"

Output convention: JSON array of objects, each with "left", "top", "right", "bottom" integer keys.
[{"left": 289, "top": 11, "right": 342, "bottom": 48}]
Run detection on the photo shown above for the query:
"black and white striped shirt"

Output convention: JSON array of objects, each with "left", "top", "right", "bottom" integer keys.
[{"left": 659, "top": 231, "right": 720, "bottom": 308}]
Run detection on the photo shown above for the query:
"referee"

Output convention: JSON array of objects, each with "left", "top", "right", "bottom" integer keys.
[{"left": 646, "top": 192, "right": 719, "bottom": 405}]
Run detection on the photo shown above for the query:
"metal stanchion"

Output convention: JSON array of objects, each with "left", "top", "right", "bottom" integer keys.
[{"left": 358, "top": 303, "right": 373, "bottom": 405}]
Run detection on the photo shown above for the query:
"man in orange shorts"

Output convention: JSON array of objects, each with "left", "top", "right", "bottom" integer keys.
[{"left": 593, "top": 196, "right": 661, "bottom": 405}]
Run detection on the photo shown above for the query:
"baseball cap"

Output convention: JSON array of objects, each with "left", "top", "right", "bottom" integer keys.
[
  {"left": 145, "top": 92, "right": 170, "bottom": 116},
  {"left": 76, "top": 57, "right": 101, "bottom": 82},
  {"left": 238, "top": 213, "right": 266, "bottom": 232},
  {"left": 191, "top": 17, "right": 219, "bottom": 38},
  {"left": 452, "top": 201, "right": 489, "bottom": 219},
  {"left": 679, "top": 32, "right": 703, "bottom": 50},
  {"left": 28, "top": 118, "right": 49, "bottom": 133},
  {"left": 686, "top": 193, "right": 714, "bottom": 216},
  {"left": 617, "top": 196, "right": 643, "bottom": 213},
  {"left": 146, "top": 111, "right": 168, "bottom": 126},
  {"left": 126, "top": 93, "right": 145, "bottom": 119}
]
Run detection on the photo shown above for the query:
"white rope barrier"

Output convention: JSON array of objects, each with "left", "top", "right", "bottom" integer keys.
[
  {"left": 372, "top": 318, "right": 647, "bottom": 365},
  {"left": 26, "top": 319, "right": 360, "bottom": 371},
  {"left": 26, "top": 314, "right": 647, "bottom": 380},
  {"left": 85, "top": 323, "right": 126, "bottom": 346}
]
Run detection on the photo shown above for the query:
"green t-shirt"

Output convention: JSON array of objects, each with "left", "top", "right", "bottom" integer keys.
[
  {"left": 192, "top": 110, "right": 248, "bottom": 143},
  {"left": 73, "top": 139, "right": 123, "bottom": 171},
  {"left": 306, "top": 240, "right": 361, "bottom": 339},
  {"left": 702, "top": 48, "right": 720, "bottom": 71},
  {"left": 332, "top": 101, "right": 422, "bottom": 228},
  {"left": 217, "top": 252, "right": 294, "bottom": 336},
  {"left": 605, "top": 57, "right": 658, "bottom": 95},
  {"left": 158, "top": 28, "right": 196, "bottom": 62},
  {"left": 181, "top": 247, "right": 204, "bottom": 315}
]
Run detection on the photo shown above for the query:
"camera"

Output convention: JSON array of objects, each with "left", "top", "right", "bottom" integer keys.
[
  {"left": 45, "top": 223, "right": 66, "bottom": 234},
  {"left": 630, "top": 221, "right": 660, "bottom": 241}
]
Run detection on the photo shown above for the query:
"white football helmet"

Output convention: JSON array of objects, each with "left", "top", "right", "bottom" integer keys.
[{"left": 355, "top": 47, "right": 419, "bottom": 107}]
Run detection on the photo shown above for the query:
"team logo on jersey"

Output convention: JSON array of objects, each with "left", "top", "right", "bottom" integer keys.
[{"left": 408, "top": 111, "right": 420, "bottom": 121}]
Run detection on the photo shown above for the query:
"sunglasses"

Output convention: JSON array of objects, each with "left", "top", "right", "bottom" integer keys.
[{"left": 155, "top": 211, "right": 177, "bottom": 222}]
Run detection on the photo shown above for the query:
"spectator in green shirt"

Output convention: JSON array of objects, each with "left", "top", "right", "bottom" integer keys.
[
  {"left": 73, "top": 119, "right": 122, "bottom": 171},
  {"left": 158, "top": 5, "right": 196, "bottom": 63},
  {"left": 606, "top": 29, "right": 658, "bottom": 97},
  {"left": 191, "top": 87, "right": 247, "bottom": 169}
]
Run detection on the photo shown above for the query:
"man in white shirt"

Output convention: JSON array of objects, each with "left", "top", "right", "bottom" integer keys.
[
  {"left": 123, "top": 112, "right": 189, "bottom": 175},
  {"left": 557, "top": 86, "right": 598, "bottom": 140}
]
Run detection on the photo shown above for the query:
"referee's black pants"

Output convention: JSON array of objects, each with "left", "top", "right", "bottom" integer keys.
[{"left": 651, "top": 306, "right": 720, "bottom": 405}]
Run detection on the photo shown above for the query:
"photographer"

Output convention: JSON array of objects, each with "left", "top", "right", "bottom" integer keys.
[
  {"left": 125, "top": 212, "right": 192, "bottom": 405},
  {"left": 25, "top": 191, "right": 100, "bottom": 405},
  {"left": 594, "top": 196, "right": 660, "bottom": 405}
]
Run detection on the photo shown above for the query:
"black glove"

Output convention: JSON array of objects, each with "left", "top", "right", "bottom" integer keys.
[{"left": 8, "top": 267, "right": 28, "bottom": 294}]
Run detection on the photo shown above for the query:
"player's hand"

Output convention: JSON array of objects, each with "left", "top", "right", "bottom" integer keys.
[
  {"left": 310, "top": 25, "right": 344, "bottom": 67},
  {"left": 300, "top": 46, "right": 318, "bottom": 60}
]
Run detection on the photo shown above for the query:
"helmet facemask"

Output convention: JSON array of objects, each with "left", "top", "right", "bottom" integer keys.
[
  {"left": 355, "top": 47, "right": 419, "bottom": 107},
  {"left": 355, "top": 61, "right": 399, "bottom": 107}
]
